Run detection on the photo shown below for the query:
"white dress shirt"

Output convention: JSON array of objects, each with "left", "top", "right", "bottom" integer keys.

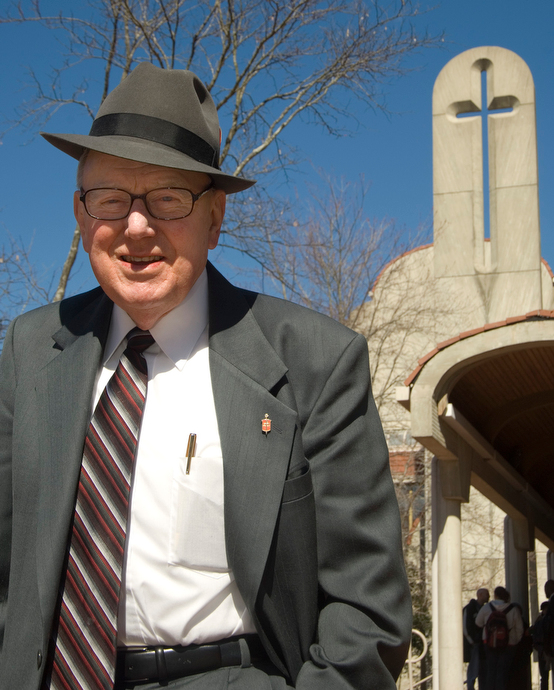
[{"left": 91, "top": 270, "right": 256, "bottom": 647}]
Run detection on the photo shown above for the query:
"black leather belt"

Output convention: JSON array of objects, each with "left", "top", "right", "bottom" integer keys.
[{"left": 116, "top": 635, "right": 266, "bottom": 686}]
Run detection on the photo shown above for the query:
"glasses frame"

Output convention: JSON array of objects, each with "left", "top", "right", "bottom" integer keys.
[{"left": 79, "top": 182, "right": 214, "bottom": 221}]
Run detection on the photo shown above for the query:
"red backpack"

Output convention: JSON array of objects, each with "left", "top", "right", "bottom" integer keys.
[{"left": 485, "top": 603, "right": 514, "bottom": 649}]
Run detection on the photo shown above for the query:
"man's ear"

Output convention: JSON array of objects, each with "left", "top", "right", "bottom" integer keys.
[
  {"left": 73, "top": 190, "right": 83, "bottom": 225},
  {"left": 74, "top": 190, "right": 91, "bottom": 253},
  {"left": 208, "top": 189, "right": 226, "bottom": 250}
]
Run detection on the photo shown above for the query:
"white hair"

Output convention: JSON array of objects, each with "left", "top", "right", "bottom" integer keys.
[{"left": 76, "top": 149, "right": 90, "bottom": 189}]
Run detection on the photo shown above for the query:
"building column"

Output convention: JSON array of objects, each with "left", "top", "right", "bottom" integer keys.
[
  {"left": 432, "top": 458, "right": 464, "bottom": 690},
  {"left": 504, "top": 515, "right": 530, "bottom": 620},
  {"left": 547, "top": 550, "right": 554, "bottom": 580},
  {"left": 528, "top": 549, "right": 539, "bottom": 633}
]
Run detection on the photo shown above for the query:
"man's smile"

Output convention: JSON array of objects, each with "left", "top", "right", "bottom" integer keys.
[{"left": 120, "top": 255, "right": 164, "bottom": 265}]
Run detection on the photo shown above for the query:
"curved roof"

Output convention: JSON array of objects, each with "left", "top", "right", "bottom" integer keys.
[
  {"left": 404, "top": 314, "right": 554, "bottom": 511},
  {"left": 404, "top": 310, "right": 554, "bottom": 386}
]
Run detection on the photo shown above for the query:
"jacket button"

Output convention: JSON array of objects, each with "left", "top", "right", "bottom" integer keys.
[{"left": 37, "top": 651, "right": 43, "bottom": 669}]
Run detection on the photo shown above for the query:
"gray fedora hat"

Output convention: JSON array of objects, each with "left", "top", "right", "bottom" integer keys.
[{"left": 41, "top": 63, "right": 255, "bottom": 194}]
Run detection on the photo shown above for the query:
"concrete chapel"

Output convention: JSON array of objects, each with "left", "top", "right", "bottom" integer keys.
[{"left": 362, "top": 46, "right": 554, "bottom": 688}]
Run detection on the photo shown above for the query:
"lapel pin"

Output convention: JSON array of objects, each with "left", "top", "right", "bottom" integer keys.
[{"left": 261, "top": 413, "right": 272, "bottom": 435}]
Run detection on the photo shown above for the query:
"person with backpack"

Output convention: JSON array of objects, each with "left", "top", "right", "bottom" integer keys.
[
  {"left": 464, "top": 588, "right": 490, "bottom": 689},
  {"left": 476, "top": 586, "right": 524, "bottom": 690}
]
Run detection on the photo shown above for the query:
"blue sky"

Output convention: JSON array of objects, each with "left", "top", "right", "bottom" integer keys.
[{"left": 1, "top": 0, "right": 553, "bottom": 300}]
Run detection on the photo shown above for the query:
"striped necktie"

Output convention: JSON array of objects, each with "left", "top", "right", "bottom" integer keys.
[{"left": 49, "top": 329, "right": 154, "bottom": 690}]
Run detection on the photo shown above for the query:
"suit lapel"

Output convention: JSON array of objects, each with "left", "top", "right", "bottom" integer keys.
[
  {"left": 207, "top": 265, "right": 297, "bottom": 613},
  {"left": 35, "top": 291, "right": 112, "bottom": 614}
]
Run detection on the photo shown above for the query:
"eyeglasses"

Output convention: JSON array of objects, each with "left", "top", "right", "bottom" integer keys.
[{"left": 79, "top": 183, "right": 214, "bottom": 220}]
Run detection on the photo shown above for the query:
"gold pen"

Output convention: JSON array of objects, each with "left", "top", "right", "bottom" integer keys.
[{"left": 186, "top": 433, "right": 197, "bottom": 474}]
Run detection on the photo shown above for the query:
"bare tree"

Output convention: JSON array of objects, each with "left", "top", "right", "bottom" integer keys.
[
  {"left": 0, "top": 234, "right": 54, "bottom": 342},
  {"left": 242, "top": 172, "right": 408, "bottom": 317},
  {"left": 1, "top": 0, "right": 441, "bottom": 300}
]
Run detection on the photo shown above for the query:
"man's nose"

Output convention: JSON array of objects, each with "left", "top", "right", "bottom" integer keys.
[{"left": 125, "top": 199, "right": 155, "bottom": 237}]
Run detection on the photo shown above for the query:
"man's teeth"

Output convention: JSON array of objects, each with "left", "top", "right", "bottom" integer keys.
[{"left": 122, "top": 255, "right": 160, "bottom": 263}]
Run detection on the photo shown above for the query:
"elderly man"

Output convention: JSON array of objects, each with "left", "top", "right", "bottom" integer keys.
[{"left": 0, "top": 63, "right": 411, "bottom": 690}]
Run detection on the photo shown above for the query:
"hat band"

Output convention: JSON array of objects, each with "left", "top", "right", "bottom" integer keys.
[{"left": 89, "top": 113, "right": 220, "bottom": 169}]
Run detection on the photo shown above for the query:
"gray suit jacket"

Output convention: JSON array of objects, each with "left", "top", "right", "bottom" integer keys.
[{"left": 0, "top": 262, "right": 411, "bottom": 689}]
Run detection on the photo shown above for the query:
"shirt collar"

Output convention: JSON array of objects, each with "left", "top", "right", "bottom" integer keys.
[{"left": 103, "top": 268, "right": 209, "bottom": 370}]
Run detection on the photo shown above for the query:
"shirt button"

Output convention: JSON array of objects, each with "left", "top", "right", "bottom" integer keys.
[{"left": 37, "top": 650, "right": 43, "bottom": 669}]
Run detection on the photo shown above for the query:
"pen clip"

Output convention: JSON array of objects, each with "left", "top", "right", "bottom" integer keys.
[{"left": 186, "top": 433, "right": 197, "bottom": 474}]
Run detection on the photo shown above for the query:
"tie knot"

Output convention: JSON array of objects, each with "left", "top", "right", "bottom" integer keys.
[{"left": 125, "top": 328, "right": 155, "bottom": 354}]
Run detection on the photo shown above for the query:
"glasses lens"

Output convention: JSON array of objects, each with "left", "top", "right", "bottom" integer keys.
[
  {"left": 85, "top": 189, "right": 131, "bottom": 219},
  {"left": 146, "top": 188, "right": 194, "bottom": 219}
]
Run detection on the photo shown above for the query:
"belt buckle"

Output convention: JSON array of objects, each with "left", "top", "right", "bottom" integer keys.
[{"left": 119, "top": 646, "right": 154, "bottom": 684}]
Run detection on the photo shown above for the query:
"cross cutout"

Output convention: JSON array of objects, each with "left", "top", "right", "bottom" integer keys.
[{"left": 455, "top": 69, "right": 515, "bottom": 239}]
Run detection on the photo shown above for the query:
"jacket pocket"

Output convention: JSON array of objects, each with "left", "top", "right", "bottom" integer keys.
[{"left": 282, "top": 464, "right": 313, "bottom": 504}]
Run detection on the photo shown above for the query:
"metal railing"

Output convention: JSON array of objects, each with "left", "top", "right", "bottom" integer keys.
[{"left": 397, "top": 629, "right": 433, "bottom": 690}]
